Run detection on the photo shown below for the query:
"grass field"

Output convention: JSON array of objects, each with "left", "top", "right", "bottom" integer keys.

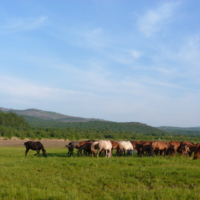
[{"left": 1, "top": 147, "right": 200, "bottom": 200}]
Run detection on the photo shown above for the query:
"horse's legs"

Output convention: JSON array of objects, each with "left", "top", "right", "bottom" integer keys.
[
  {"left": 163, "top": 149, "right": 167, "bottom": 156},
  {"left": 188, "top": 151, "right": 192, "bottom": 157},
  {"left": 25, "top": 148, "right": 29, "bottom": 156},
  {"left": 34, "top": 150, "right": 40, "bottom": 156},
  {"left": 106, "top": 150, "right": 110, "bottom": 157},
  {"left": 150, "top": 148, "right": 154, "bottom": 157},
  {"left": 97, "top": 150, "right": 100, "bottom": 157},
  {"left": 78, "top": 149, "right": 81, "bottom": 156}
]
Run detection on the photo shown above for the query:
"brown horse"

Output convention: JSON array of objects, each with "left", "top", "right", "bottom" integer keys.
[
  {"left": 167, "top": 141, "right": 181, "bottom": 156},
  {"left": 110, "top": 141, "right": 120, "bottom": 155},
  {"left": 188, "top": 144, "right": 200, "bottom": 157},
  {"left": 178, "top": 141, "right": 195, "bottom": 156},
  {"left": 150, "top": 141, "right": 173, "bottom": 157},
  {"left": 194, "top": 145, "right": 200, "bottom": 160},
  {"left": 24, "top": 141, "right": 46, "bottom": 157}
]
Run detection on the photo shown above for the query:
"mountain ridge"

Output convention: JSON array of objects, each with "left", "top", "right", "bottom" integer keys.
[
  {"left": 1, "top": 107, "right": 200, "bottom": 131},
  {"left": 0, "top": 107, "right": 106, "bottom": 122}
]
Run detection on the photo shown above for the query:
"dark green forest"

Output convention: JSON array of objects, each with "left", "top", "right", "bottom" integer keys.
[{"left": 1, "top": 111, "right": 200, "bottom": 142}]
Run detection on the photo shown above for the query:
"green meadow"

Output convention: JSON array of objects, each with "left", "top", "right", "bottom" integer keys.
[{"left": 1, "top": 147, "right": 200, "bottom": 200}]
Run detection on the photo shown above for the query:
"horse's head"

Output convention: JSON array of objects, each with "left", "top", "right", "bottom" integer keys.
[{"left": 42, "top": 149, "right": 47, "bottom": 157}]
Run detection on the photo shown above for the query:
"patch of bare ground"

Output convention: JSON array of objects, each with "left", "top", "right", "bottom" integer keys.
[{"left": 0, "top": 137, "right": 70, "bottom": 148}]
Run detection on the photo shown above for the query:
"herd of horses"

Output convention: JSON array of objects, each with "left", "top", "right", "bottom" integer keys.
[{"left": 24, "top": 140, "right": 200, "bottom": 160}]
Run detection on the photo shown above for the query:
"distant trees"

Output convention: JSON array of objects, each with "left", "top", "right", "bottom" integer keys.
[
  {"left": 0, "top": 111, "right": 200, "bottom": 142},
  {"left": 0, "top": 111, "right": 30, "bottom": 129}
]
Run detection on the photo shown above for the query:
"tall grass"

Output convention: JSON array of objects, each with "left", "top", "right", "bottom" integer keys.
[{"left": 0, "top": 148, "right": 200, "bottom": 200}]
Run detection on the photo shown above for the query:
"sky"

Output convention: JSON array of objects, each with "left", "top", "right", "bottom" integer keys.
[{"left": 0, "top": 0, "right": 200, "bottom": 127}]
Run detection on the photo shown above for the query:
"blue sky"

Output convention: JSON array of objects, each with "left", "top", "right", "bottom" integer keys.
[{"left": 0, "top": 0, "right": 200, "bottom": 127}]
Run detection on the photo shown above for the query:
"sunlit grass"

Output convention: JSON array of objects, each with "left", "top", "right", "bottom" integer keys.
[{"left": 0, "top": 148, "right": 200, "bottom": 200}]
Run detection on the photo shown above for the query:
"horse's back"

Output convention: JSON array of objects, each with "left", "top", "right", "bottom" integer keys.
[
  {"left": 24, "top": 141, "right": 43, "bottom": 150},
  {"left": 118, "top": 141, "right": 133, "bottom": 150},
  {"left": 98, "top": 140, "right": 112, "bottom": 150}
]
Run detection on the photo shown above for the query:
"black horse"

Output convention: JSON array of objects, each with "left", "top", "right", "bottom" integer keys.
[{"left": 24, "top": 141, "right": 47, "bottom": 157}]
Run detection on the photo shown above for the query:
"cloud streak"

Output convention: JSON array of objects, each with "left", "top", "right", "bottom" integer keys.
[
  {"left": 0, "top": 16, "right": 47, "bottom": 32},
  {"left": 137, "top": 2, "right": 179, "bottom": 37}
]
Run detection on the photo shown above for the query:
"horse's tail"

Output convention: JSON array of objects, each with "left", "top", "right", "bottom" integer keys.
[{"left": 91, "top": 141, "right": 99, "bottom": 154}]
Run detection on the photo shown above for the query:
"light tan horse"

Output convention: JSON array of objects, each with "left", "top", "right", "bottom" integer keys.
[
  {"left": 118, "top": 141, "right": 133, "bottom": 156},
  {"left": 91, "top": 140, "right": 112, "bottom": 157}
]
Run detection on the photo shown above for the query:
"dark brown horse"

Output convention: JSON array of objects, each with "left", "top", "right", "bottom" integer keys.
[
  {"left": 24, "top": 141, "right": 46, "bottom": 157},
  {"left": 77, "top": 141, "right": 93, "bottom": 156},
  {"left": 141, "top": 141, "right": 151, "bottom": 157},
  {"left": 130, "top": 141, "right": 145, "bottom": 156},
  {"left": 66, "top": 141, "right": 80, "bottom": 156}
]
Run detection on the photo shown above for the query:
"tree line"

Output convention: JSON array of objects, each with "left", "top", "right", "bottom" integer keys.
[{"left": 1, "top": 111, "right": 200, "bottom": 142}]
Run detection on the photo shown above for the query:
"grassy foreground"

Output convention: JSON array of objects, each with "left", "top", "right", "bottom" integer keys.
[{"left": 0, "top": 148, "right": 200, "bottom": 200}]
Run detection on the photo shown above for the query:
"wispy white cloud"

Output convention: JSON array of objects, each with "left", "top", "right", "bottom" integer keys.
[
  {"left": 84, "top": 28, "right": 104, "bottom": 46},
  {"left": 0, "top": 16, "right": 47, "bottom": 32},
  {"left": 177, "top": 35, "right": 200, "bottom": 66},
  {"left": 74, "top": 27, "right": 111, "bottom": 49},
  {"left": 130, "top": 49, "right": 142, "bottom": 59},
  {"left": 137, "top": 2, "right": 179, "bottom": 37}
]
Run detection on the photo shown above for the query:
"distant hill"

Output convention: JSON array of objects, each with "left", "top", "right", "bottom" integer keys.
[
  {"left": 0, "top": 107, "right": 104, "bottom": 122},
  {"left": 0, "top": 107, "right": 166, "bottom": 134},
  {"left": 157, "top": 126, "right": 200, "bottom": 135}
]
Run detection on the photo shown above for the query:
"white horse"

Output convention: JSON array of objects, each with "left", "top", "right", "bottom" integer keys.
[
  {"left": 91, "top": 140, "right": 112, "bottom": 157},
  {"left": 118, "top": 141, "right": 133, "bottom": 156}
]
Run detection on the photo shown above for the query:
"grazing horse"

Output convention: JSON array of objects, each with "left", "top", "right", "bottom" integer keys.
[
  {"left": 130, "top": 141, "right": 145, "bottom": 156},
  {"left": 178, "top": 141, "right": 195, "bottom": 156},
  {"left": 24, "top": 141, "right": 46, "bottom": 157},
  {"left": 91, "top": 140, "right": 112, "bottom": 157},
  {"left": 91, "top": 141, "right": 99, "bottom": 157},
  {"left": 110, "top": 141, "right": 119, "bottom": 155},
  {"left": 141, "top": 141, "right": 151, "bottom": 157},
  {"left": 150, "top": 141, "right": 173, "bottom": 157},
  {"left": 118, "top": 141, "right": 133, "bottom": 156},
  {"left": 167, "top": 141, "right": 181, "bottom": 156},
  {"left": 194, "top": 144, "right": 200, "bottom": 160},
  {"left": 66, "top": 141, "right": 80, "bottom": 156},
  {"left": 188, "top": 143, "right": 200, "bottom": 157},
  {"left": 77, "top": 141, "right": 93, "bottom": 156}
]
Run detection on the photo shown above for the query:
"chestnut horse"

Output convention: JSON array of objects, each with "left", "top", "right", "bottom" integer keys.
[
  {"left": 167, "top": 141, "right": 181, "bottom": 156},
  {"left": 110, "top": 141, "right": 120, "bottom": 155},
  {"left": 150, "top": 141, "right": 173, "bottom": 157}
]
